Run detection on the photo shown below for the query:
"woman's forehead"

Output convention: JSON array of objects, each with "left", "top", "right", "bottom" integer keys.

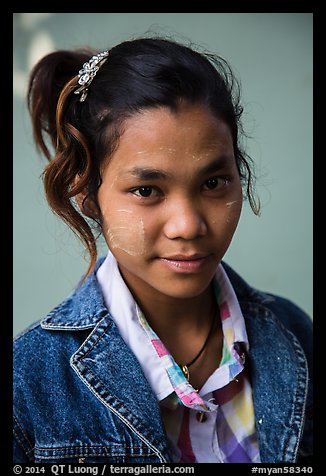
[{"left": 106, "top": 104, "right": 234, "bottom": 166}]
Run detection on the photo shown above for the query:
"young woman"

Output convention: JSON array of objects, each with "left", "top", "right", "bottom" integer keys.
[{"left": 13, "top": 37, "right": 313, "bottom": 464}]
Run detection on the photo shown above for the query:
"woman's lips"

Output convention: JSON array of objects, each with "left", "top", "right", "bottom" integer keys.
[{"left": 158, "top": 255, "right": 211, "bottom": 273}]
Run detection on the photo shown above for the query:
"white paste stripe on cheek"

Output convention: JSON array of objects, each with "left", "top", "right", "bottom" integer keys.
[
  {"left": 225, "top": 200, "right": 241, "bottom": 224},
  {"left": 225, "top": 200, "right": 238, "bottom": 207},
  {"left": 107, "top": 218, "right": 145, "bottom": 256}
]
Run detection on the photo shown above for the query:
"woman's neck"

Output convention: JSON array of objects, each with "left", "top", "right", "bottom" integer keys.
[
  {"left": 136, "top": 282, "right": 215, "bottom": 334},
  {"left": 131, "top": 280, "right": 219, "bottom": 365}
]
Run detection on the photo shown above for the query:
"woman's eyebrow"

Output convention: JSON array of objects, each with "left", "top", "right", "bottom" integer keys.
[
  {"left": 126, "top": 167, "right": 170, "bottom": 181},
  {"left": 199, "top": 155, "right": 232, "bottom": 176},
  {"left": 125, "top": 155, "right": 233, "bottom": 181}
]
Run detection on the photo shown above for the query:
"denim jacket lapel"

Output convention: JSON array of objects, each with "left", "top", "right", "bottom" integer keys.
[
  {"left": 69, "top": 312, "right": 170, "bottom": 463},
  {"left": 41, "top": 266, "right": 170, "bottom": 462}
]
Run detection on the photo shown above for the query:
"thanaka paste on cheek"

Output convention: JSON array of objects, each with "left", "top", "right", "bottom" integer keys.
[
  {"left": 106, "top": 210, "right": 146, "bottom": 256},
  {"left": 225, "top": 200, "right": 238, "bottom": 208},
  {"left": 225, "top": 200, "right": 241, "bottom": 224},
  {"left": 211, "top": 200, "right": 241, "bottom": 225}
]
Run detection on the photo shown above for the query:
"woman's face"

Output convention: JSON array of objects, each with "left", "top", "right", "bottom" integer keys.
[{"left": 97, "top": 103, "right": 243, "bottom": 302}]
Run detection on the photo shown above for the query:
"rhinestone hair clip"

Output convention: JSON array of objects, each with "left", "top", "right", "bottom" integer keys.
[{"left": 74, "top": 50, "right": 109, "bottom": 102}]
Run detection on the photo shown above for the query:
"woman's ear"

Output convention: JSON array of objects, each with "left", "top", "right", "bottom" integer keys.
[
  {"left": 75, "top": 191, "right": 100, "bottom": 220},
  {"left": 73, "top": 175, "right": 101, "bottom": 220}
]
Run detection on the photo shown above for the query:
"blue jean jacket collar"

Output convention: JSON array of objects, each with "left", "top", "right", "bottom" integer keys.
[{"left": 41, "top": 257, "right": 108, "bottom": 330}]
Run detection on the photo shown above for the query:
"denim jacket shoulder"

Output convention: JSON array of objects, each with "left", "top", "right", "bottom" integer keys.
[
  {"left": 13, "top": 259, "right": 313, "bottom": 464},
  {"left": 222, "top": 263, "right": 313, "bottom": 464}
]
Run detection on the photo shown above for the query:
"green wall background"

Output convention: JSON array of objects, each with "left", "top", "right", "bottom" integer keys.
[{"left": 13, "top": 13, "right": 313, "bottom": 336}]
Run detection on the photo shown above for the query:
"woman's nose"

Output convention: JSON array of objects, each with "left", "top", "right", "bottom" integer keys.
[{"left": 163, "top": 199, "right": 208, "bottom": 240}]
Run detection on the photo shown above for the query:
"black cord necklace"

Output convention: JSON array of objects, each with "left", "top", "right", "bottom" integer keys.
[{"left": 179, "top": 307, "right": 217, "bottom": 381}]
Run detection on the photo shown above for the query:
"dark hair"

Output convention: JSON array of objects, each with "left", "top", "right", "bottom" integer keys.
[{"left": 27, "top": 36, "right": 260, "bottom": 279}]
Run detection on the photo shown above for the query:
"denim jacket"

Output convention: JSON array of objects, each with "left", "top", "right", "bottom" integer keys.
[{"left": 13, "top": 260, "right": 313, "bottom": 464}]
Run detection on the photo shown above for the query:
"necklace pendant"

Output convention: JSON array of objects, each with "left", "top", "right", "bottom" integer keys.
[{"left": 181, "top": 365, "right": 190, "bottom": 381}]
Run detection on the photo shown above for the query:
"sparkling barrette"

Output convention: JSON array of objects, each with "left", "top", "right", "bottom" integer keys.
[{"left": 74, "top": 50, "right": 109, "bottom": 102}]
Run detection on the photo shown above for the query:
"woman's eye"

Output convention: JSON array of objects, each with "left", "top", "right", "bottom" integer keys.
[
  {"left": 132, "top": 186, "right": 157, "bottom": 198},
  {"left": 202, "top": 177, "right": 227, "bottom": 191}
]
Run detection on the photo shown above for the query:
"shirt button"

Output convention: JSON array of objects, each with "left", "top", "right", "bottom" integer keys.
[{"left": 196, "top": 412, "right": 208, "bottom": 423}]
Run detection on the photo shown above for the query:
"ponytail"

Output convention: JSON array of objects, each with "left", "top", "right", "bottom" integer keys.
[
  {"left": 27, "top": 49, "right": 94, "bottom": 160},
  {"left": 27, "top": 48, "right": 101, "bottom": 279}
]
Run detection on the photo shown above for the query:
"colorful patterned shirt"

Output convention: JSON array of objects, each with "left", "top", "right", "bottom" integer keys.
[{"left": 96, "top": 253, "right": 261, "bottom": 463}]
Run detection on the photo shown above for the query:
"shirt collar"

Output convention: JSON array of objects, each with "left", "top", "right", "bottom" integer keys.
[
  {"left": 96, "top": 252, "right": 175, "bottom": 401},
  {"left": 214, "top": 264, "right": 249, "bottom": 350}
]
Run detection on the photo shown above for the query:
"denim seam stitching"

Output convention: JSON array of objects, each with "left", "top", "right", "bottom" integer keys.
[
  {"left": 13, "top": 414, "right": 34, "bottom": 459},
  {"left": 79, "top": 322, "right": 113, "bottom": 360},
  {"left": 70, "top": 357, "right": 166, "bottom": 462},
  {"left": 282, "top": 335, "right": 309, "bottom": 462},
  {"left": 35, "top": 442, "right": 153, "bottom": 459},
  {"left": 244, "top": 302, "right": 310, "bottom": 462}
]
